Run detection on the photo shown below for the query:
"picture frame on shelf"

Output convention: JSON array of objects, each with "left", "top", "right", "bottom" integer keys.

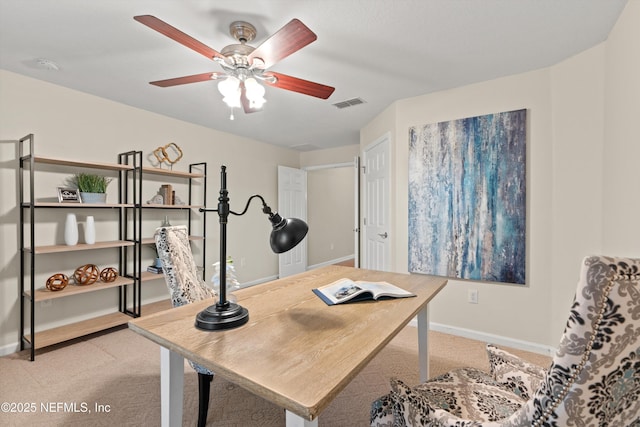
[{"left": 57, "top": 187, "right": 82, "bottom": 203}]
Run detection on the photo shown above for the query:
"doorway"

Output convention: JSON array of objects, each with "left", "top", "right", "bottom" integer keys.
[{"left": 305, "top": 160, "right": 359, "bottom": 269}]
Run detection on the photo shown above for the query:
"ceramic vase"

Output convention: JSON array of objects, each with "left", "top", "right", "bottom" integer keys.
[
  {"left": 64, "top": 213, "right": 78, "bottom": 246},
  {"left": 85, "top": 215, "right": 96, "bottom": 244}
]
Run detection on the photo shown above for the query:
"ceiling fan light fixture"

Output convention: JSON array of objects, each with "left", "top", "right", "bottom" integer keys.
[
  {"left": 136, "top": 16, "right": 335, "bottom": 115},
  {"left": 218, "top": 76, "right": 241, "bottom": 109},
  {"left": 245, "top": 77, "right": 266, "bottom": 109},
  {"left": 218, "top": 75, "right": 239, "bottom": 97}
]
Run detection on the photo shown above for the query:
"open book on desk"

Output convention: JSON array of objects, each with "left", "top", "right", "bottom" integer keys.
[{"left": 312, "top": 278, "right": 415, "bottom": 306}]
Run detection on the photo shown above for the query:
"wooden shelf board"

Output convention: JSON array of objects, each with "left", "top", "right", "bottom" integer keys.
[
  {"left": 25, "top": 276, "right": 134, "bottom": 301},
  {"left": 25, "top": 240, "right": 135, "bottom": 254},
  {"left": 24, "top": 202, "right": 134, "bottom": 208},
  {"left": 141, "top": 271, "right": 165, "bottom": 282},
  {"left": 142, "top": 204, "right": 203, "bottom": 209},
  {"left": 26, "top": 311, "right": 132, "bottom": 349},
  {"left": 28, "top": 155, "right": 134, "bottom": 171},
  {"left": 24, "top": 300, "right": 172, "bottom": 351},
  {"left": 142, "top": 166, "right": 204, "bottom": 179}
]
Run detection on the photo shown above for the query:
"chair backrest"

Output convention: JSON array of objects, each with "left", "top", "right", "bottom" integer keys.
[
  {"left": 506, "top": 255, "right": 640, "bottom": 426},
  {"left": 154, "top": 225, "right": 215, "bottom": 307}
]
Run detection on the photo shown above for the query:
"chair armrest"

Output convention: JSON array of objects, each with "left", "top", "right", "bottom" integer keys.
[{"left": 486, "top": 344, "right": 546, "bottom": 399}]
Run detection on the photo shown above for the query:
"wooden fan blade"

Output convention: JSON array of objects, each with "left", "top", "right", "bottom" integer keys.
[
  {"left": 134, "top": 15, "right": 223, "bottom": 61},
  {"left": 264, "top": 72, "right": 335, "bottom": 99},
  {"left": 239, "top": 82, "right": 262, "bottom": 114},
  {"left": 150, "top": 72, "right": 224, "bottom": 87},
  {"left": 248, "top": 19, "right": 317, "bottom": 69}
]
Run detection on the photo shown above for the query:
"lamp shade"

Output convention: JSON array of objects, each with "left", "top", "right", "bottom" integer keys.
[
  {"left": 218, "top": 76, "right": 241, "bottom": 108},
  {"left": 244, "top": 77, "right": 266, "bottom": 109},
  {"left": 269, "top": 214, "right": 309, "bottom": 253}
]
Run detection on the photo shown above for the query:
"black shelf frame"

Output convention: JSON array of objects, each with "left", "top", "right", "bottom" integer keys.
[
  {"left": 118, "top": 150, "right": 143, "bottom": 317},
  {"left": 18, "top": 134, "right": 141, "bottom": 361}
]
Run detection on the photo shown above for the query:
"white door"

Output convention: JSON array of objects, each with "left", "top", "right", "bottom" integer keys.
[
  {"left": 363, "top": 134, "right": 391, "bottom": 271},
  {"left": 278, "top": 165, "right": 308, "bottom": 277},
  {"left": 353, "top": 156, "right": 361, "bottom": 268}
]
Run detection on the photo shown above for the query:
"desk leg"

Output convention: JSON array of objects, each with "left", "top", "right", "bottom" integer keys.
[
  {"left": 285, "top": 410, "right": 318, "bottom": 427},
  {"left": 161, "top": 347, "right": 184, "bottom": 427},
  {"left": 417, "top": 305, "right": 429, "bottom": 382}
]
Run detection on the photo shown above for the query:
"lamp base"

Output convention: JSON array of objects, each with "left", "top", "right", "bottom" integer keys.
[{"left": 195, "top": 302, "right": 249, "bottom": 331}]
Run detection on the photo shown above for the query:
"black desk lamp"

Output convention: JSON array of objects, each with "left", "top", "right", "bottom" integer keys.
[{"left": 197, "top": 165, "right": 308, "bottom": 330}]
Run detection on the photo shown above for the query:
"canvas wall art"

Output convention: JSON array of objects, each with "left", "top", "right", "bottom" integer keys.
[{"left": 408, "top": 109, "right": 526, "bottom": 284}]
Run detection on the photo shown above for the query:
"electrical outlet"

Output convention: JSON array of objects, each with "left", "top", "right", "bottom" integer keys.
[{"left": 468, "top": 289, "right": 479, "bottom": 304}]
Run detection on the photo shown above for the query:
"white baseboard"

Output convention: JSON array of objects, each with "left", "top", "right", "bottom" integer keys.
[
  {"left": 409, "top": 320, "right": 556, "bottom": 356},
  {"left": 239, "top": 274, "right": 279, "bottom": 289},
  {"left": 2, "top": 315, "right": 555, "bottom": 359},
  {"left": 0, "top": 342, "right": 20, "bottom": 357},
  {"left": 240, "top": 256, "right": 354, "bottom": 290},
  {"left": 308, "top": 255, "right": 354, "bottom": 270}
]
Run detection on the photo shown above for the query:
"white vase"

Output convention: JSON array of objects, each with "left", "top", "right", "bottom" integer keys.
[
  {"left": 64, "top": 213, "right": 78, "bottom": 246},
  {"left": 85, "top": 215, "right": 96, "bottom": 244}
]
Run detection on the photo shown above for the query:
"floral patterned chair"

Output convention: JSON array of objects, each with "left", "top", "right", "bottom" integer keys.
[
  {"left": 155, "top": 226, "right": 217, "bottom": 427},
  {"left": 371, "top": 255, "right": 640, "bottom": 426}
]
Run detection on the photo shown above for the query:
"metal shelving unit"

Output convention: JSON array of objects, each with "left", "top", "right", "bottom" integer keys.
[
  {"left": 18, "top": 134, "right": 207, "bottom": 360},
  {"left": 19, "top": 134, "right": 140, "bottom": 360}
]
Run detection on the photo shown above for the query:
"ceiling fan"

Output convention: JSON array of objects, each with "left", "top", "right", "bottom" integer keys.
[{"left": 134, "top": 15, "right": 335, "bottom": 115}]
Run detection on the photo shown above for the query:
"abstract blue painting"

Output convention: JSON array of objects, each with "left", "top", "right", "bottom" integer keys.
[{"left": 408, "top": 109, "right": 526, "bottom": 284}]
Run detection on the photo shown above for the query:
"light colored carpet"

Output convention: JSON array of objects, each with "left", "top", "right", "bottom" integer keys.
[{"left": 0, "top": 326, "right": 551, "bottom": 426}]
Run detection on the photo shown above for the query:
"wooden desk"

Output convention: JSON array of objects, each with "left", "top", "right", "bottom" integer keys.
[{"left": 129, "top": 265, "right": 447, "bottom": 426}]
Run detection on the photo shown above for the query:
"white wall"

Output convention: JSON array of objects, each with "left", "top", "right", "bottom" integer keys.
[
  {"left": 360, "top": 1, "right": 639, "bottom": 350},
  {"left": 0, "top": 70, "right": 300, "bottom": 352}
]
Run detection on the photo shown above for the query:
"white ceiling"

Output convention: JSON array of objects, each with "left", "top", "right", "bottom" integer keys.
[{"left": 0, "top": 0, "right": 628, "bottom": 151}]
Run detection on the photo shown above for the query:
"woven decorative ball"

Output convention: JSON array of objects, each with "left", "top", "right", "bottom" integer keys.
[
  {"left": 100, "top": 267, "right": 118, "bottom": 283},
  {"left": 73, "top": 264, "right": 99, "bottom": 286},
  {"left": 46, "top": 273, "right": 68, "bottom": 291}
]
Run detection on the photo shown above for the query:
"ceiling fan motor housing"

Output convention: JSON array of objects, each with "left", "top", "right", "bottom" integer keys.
[
  {"left": 229, "top": 21, "right": 256, "bottom": 43},
  {"left": 221, "top": 21, "right": 259, "bottom": 68},
  {"left": 220, "top": 44, "right": 255, "bottom": 67}
]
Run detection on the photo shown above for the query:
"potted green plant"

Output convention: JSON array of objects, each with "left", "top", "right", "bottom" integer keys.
[{"left": 72, "top": 173, "right": 112, "bottom": 203}]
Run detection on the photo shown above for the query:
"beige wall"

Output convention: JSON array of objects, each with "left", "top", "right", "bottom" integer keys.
[
  {"left": 300, "top": 145, "right": 359, "bottom": 267},
  {"left": 299, "top": 145, "right": 359, "bottom": 167},
  {"left": 603, "top": 0, "right": 640, "bottom": 255},
  {"left": 360, "top": 2, "right": 639, "bottom": 349},
  {"left": 0, "top": 70, "right": 300, "bottom": 351},
  {"left": 306, "top": 167, "right": 355, "bottom": 266}
]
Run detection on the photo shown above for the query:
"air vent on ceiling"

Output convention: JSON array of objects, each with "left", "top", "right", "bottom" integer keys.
[
  {"left": 35, "top": 58, "right": 60, "bottom": 71},
  {"left": 333, "top": 97, "right": 366, "bottom": 109},
  {"left": 290, "top": 144, "right": 320, "bottom": 152}
]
